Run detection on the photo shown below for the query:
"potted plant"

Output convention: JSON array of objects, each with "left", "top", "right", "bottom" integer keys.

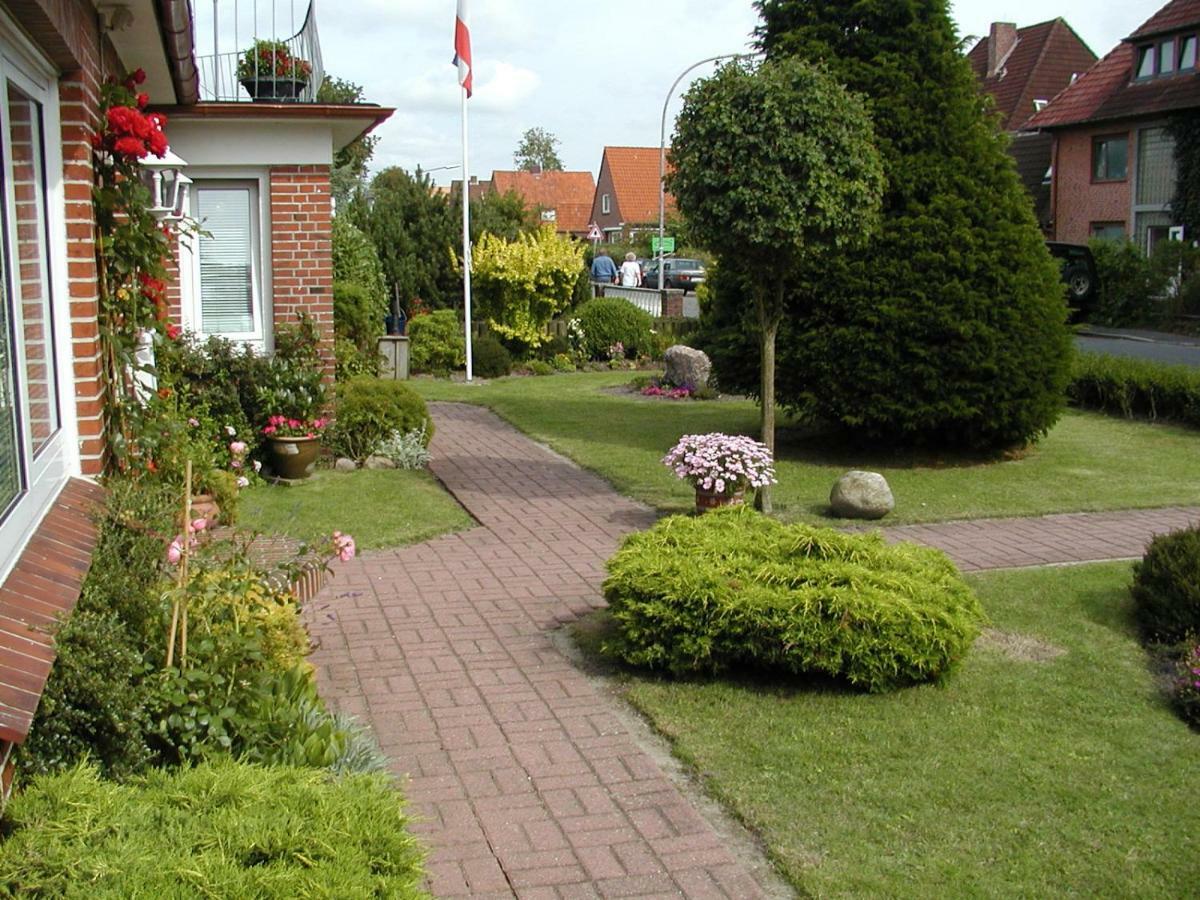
[
  {"left": 261, "top": 415, "right": 328, "bottom": 480},
  {"left": 662, "top": 432, "right": 777, "bottom": 512},
  {"left": 191, "top": 468, "right": 240, "bottom": 525},
  {"left": 237, "top": 39, "right": 312, "bottom": 101}
]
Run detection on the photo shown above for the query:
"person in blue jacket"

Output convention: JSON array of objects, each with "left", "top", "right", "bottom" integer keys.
[{"left": 590, "top": 250, "right": 618, "bottom": 284}]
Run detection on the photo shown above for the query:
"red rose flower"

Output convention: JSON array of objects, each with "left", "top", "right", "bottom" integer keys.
[
  {"left": 133, "top": 68, "right": 146, "bottom": 85},
  {"left": 165, "top": 323, "right": 181, "bottom": 340},
  {"left": 112, "top": 136, "right": 147, "bottom": 159}
]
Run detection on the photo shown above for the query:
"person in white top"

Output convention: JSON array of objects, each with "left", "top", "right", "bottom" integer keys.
[{"left": 619, "top": 252, "right": 642, "bottom": 288}]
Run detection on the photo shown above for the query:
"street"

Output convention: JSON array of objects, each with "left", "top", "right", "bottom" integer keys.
[{"left": 1076, "top": 328, "right": 1200, "bottom": 367}]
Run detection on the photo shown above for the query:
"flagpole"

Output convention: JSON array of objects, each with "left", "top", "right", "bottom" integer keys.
[{"left": 461, "top": 87, "right": 473, "bottom": 382}]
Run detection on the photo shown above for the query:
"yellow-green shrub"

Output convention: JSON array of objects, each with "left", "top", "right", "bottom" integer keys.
[
  {"left": 603, "top": 507, "right": 984, "bottom": 692},
  {"left": 472, "top": 224, "right": 583, "bottom": 348}
]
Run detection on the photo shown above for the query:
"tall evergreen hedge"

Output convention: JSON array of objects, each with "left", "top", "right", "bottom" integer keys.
[{"left": 698, "top": 0, "right": 1073, "bottom": 449}]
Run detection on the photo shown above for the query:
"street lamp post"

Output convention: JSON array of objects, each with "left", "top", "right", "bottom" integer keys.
[{"left": 657, "top": 52, "right": 760, "bottom": 290}]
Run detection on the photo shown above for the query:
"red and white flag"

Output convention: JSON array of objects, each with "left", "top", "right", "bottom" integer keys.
[{"left": 453, "top": 0, "right": 473, "bottom": 98}]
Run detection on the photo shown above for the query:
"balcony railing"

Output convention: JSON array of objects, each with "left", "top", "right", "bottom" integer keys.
[{"left": 196, "top": 1, "right": 324, "bottom": 103}]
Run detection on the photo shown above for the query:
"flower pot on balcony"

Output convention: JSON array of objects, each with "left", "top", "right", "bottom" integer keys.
[
  {"left": 240, "top": 77, "right": 307, "bottom": 102},
  {"left": 265, "top": 435, "right": 321, "bottom": 480}
]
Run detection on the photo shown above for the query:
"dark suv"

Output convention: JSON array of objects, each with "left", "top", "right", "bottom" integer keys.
[
  {"left": 1046, "top": 242, "right": 1098, "bottom": 311},
  {"left": 642, "top": 257, "right": 707, "bottom": 292}
]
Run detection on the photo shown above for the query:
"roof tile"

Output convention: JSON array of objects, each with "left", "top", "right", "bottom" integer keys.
[
  {"left": 488, "top": 170, "right": 597, "bottom": 234},
  {"left": 601, "top": 147, "right": 673, "bottom": 225}
]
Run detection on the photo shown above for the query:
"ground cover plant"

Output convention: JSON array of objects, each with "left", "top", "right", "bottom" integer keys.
[
  {"left": 0, "top": 761, "right": 425, "bottom": 898},
  {"left": 412, "top": 372, "right": 1200, "bottom": 523},
  {"left": 603, "top": 508, "right": 982, "bottom": 691},
  {"left": 240, "top": 468, "right": 471, "bottom": 551},
  {"left": 577, "top": 562, "right": 1200, "bottom": 896}
]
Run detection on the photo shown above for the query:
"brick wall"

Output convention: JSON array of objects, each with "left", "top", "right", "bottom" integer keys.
[
  {"left": 54, "top": 2, "right": 119, "bottom": 476},
  {"left": 1051, "top": 126, "right": 1134, "bottom": 244},
  {"left": 269, "top": 165, "right": 334, "bottom": 372}
]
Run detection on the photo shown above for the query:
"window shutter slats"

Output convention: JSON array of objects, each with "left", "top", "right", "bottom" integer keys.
[{"left": 198, "top": 188, "right": 255, "bottom": 334}]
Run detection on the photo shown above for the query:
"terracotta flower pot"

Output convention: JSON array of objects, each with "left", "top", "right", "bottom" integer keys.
[
  {"left": 694, "top": 485, "right": 746, "bottom": 513},
  {"left": 189, "top": 493, "right": 220, "bottom": 525},
  {"left": 265, "top": 435, "right": 321, "bottom": 480}
]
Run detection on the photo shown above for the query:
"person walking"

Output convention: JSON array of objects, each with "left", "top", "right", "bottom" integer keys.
[
  {"left": 591, "top": 250, "right": 618, "bottom": 284},
  {"left": 619, "top": 252, "right": 642, "bottom": 288}
]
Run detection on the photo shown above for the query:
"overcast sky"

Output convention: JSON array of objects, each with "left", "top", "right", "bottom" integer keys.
[{"left": 196, "top": 1, "right": 1166, "bottom": 185}]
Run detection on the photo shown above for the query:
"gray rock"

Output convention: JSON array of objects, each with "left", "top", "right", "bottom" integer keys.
[
  {"left": 663, "top": 345, "right": 711, "bottom": 390},
  {"left": 334, "top": 457, "right": 358, "bottom": 472},
  {"left": 830, "top": 471, "right": 894, "bottom": 520},
  {"left": 364, "top": 455, "right": 396, "bottom": 470}
]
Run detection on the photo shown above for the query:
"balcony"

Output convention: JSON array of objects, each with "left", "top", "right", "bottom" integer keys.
[{"left": 195, "top": 0, "right": 325, "bottom": 103}]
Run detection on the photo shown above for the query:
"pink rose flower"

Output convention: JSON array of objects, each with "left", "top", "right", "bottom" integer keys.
[
  {"left": 230, "top": 441, "right": 247, "bottom": 455},
  {"left": 236, "top": 476, "right": 249, "bottom": 488}
]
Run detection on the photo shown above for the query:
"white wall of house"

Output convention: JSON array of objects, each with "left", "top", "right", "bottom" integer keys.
[{"left": 165, "top": 119, "right": 335, "bottom": 352}]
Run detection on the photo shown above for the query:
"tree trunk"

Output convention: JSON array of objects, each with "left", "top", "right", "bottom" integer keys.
[{"left": 755, "top": 283, "right": 783, "bottom": 514}]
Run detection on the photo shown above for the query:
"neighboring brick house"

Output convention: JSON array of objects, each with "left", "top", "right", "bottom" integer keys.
[
  {"left": 487, "top": 169, "right": 597, "bottom": 237},
  {"left": 590, "top": 146, "right": 674, "bottom": 242},
  {"left": 0, "top": 0, "right": 389, "bottom": 799},
  {"left": 1027, "top": 0, "right": 1200, "bottom": 248},
  {"left": 968, "top": 20, "right": 1097, "bottom": 230}
]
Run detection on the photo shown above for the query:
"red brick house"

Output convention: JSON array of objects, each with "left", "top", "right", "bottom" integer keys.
[
  {"left": 590, "top": 146, "right": 674, "bottom": 242},
  {"left": 968, "top": 20, "right": 1097, "bottom": 229},
  {"left": 485, "top": 169, "right": 596, "bottom": 238},
  {"left": 1028, "top": 0, "right": 1200, "bottom": 248},
  {"left": 0, "top": 0, "right": 389, "bottom": 796}
]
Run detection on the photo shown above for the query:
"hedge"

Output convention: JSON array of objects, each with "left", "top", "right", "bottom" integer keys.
[{"left": 1068, "top": 352, "right": 1200, "bottom": 426}]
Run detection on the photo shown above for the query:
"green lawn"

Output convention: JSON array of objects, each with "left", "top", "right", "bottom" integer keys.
[
  {"left": 575, "top": 563, "right": 1200, "bottom": 897},
  {"left": 414, "top": 372, "right": 1200, "bottom": 523},
  {"left": 239, "top": 468, "right": 473, "bottom": 551}
]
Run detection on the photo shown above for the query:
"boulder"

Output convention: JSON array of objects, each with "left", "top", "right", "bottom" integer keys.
[
  {"left": 830, "top": 471, "right": 894, "bottom": 520},
  {"left": 364, "top": 455, "right": 396, "bottom": 470},
  {"left": 663, "top": 345, "right": 711, "bottom": 390},
  {"left": 334, "top": 457, "right": 358, "bottom": 472}
]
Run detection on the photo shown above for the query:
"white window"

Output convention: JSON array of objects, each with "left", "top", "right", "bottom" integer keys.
[
  {"left": 192, "top": 181, "right": 263, "bottom": 341},
  {"left": 0, "top": 12, "right": 75, "bottom": 581},
  {"left": 601, "top": 193, "right": 611, "bottom": 215}
]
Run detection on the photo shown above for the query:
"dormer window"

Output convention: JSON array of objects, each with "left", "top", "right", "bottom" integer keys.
[
  {"left": 1135, "top": 32, "right": 1199, "bottom": 80},
  {"left": 1160, "top": 38, "right": 1176, "bottom": 73},
  {"left": 1137, "top": 45, "right": 1156, "bottom": 79},
  {"left": 1181, "top": 36, "right": 1197, "bottom": 70}
]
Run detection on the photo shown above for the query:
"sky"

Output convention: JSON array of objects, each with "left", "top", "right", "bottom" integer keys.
[{"left": 195, "top": 1, "right": 1168, "bottom": 186}]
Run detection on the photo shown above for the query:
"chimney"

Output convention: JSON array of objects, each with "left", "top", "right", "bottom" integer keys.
[{"left": 987, "top": 22, "right": 1018, "bottom": 77}]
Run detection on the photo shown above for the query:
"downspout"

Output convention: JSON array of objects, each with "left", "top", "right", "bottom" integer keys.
[{"left": 157, "top": 0, "right": 200, "bottom": 105}]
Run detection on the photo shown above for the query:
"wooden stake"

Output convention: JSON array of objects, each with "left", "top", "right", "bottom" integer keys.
[{"left": 165, "top": 460, "right": 193, "bottom": 668}]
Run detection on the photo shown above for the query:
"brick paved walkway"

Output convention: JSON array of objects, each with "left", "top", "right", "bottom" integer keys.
[
  {"left": 305, "top": 402, "right": 1199, "bottom": 899},
  {"left": 305, "top": 403, "right": 767, "bottom": 899}
]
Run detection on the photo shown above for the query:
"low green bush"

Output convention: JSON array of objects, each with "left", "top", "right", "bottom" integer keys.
[
  {"left": 574, "top": 297, "right": 655, "bottom": 360},
  {"left": 537, "top": 334, "right": 571, "bottom": 360},
  {"left": 1068, "top": 352, "right": 1200, "bottom": 426},
  {"left": 527, "top": 359, "right": 554, "bottom": 376},
  {"left": 1131, "top": 525, "right": 1200, "bottom": 644},
  {"left": 0, "top": 761, "right": 425, "bottom": 897},
  {"left": 1172, "top": 642, "right": 1200, "bottom": 727},
  {"left": 408, "top": 309, "right": 464, "bottom": 373},
  {"left": 472, "top": 332, "right": 513, "bottom": 378},
  {"left": 551, "top": 352, "right": 576, "bottom": 373},
  {"left": 603, "top": 507, "right": 984, "bottom": 692},
  {"left": 327, "top": 377, "right": 433, "bottom": 462}
]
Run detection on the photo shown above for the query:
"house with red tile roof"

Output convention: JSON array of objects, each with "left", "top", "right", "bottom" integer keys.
[
  {"left": 487, "top": 169, "right": 597, "bottom": 237},
  {"left": 590, "top": 147, "right": 674, "bottom": 242},
  {"left": 968, "top": 20, "right": 1097, "bottom": 230},
  {"left": 1027, "top": 0, "right": 1200, "bottom": 247}
]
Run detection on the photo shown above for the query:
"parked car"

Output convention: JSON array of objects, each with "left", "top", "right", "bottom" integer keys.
[
  {"left": 1046, "top": 241, "right": 1098, "bottom": 311},
  {"left": 642, "top": 257, "right": 707, "bottom": 292}
]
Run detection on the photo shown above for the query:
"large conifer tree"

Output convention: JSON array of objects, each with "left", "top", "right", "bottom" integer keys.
[{"left": 700, "top": 0, "right": 1073, "bottom": 449}]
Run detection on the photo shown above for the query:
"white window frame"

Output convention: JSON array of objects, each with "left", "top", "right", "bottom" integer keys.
[
  {"left": 180, "top": 171, "right": 272, "bottom": 352},
  {"left": 0, "top": 7, "right": 78, "bottom": 584},
  {"left": 601, "top": 193, "right": 611, "bottom": 215}
]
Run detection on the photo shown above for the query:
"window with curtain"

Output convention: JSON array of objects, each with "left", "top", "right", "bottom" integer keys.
[{"left": 196, "top": 184, "right": 258, "bottom": 336}]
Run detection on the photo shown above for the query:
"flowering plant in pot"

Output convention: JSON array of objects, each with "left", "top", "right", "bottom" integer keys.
[
  {"left": 662, "top": 432, "right": 776, "bottom": 512},
  {"left": 237, "top": 39, "right": 313, "bottom": 101},
  {"left": 261, "top": 416, "right": 328, "bottom": 480}
]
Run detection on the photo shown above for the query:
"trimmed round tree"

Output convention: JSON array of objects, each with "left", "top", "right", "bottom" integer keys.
[
  {"left": 697, "top": 1, "right": 1074, "bottom": 450},
  {"left": 668, "top": 58, "right": 884, "bottom": 510}
]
